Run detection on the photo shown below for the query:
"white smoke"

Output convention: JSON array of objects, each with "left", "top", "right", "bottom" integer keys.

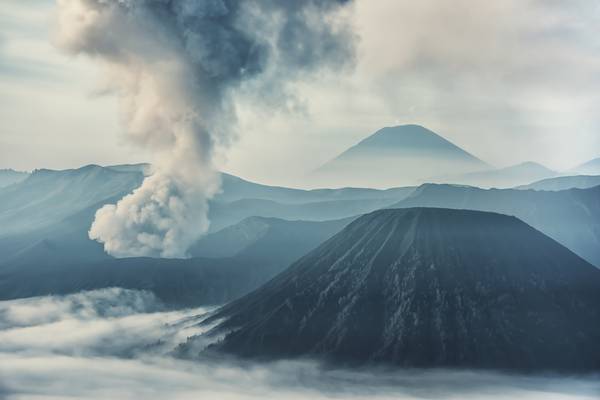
[{"left": 54, "top": 0, "right": 355, "bottom": 257}]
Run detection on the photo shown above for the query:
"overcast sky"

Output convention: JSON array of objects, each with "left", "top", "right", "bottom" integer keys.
[{"left": 2, "top": 0, "right": 600, "bottom": 186}]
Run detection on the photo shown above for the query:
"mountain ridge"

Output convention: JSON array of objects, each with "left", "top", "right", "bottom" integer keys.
[
  {"left": 0, "top": 168, "right": 29, "bottom": 188},
  {"left": 516, "top": 174, "right": 600, "bottom": 191},
  {"left": 433, "top": 161, "right": 557, "bottom": 189},
  {"left": 392, "top": 183, "right": 600, "bottom": 266}
]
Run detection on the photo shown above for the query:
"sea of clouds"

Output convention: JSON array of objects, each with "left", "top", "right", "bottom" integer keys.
[{"left": 0, "top": 288, "right": 598, "bottom": 400}]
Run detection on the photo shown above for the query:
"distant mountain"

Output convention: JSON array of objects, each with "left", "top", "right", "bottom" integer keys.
[
  {"left": 0, "top": 256, "right": 257, "bottom": 307},
  {"left": 208, "top": 197, "right": 398, "bottom": 232},
  {"left": 435, "top": 162, "right": 557, "bottom": 189},
  {"left": 0, "top": 215, "right": 353, "bottom": 305},
  {"left": 0, "top": 163, "right": 409, "bottom": 269},
  {"left": 516, "top": 175, "right": 600, "bottom": 191},
  {"left": 0, "top": 164, "right": 144, "bottom": 237},
  {"left": 0, "top": 169, "right": 28, "bottom": 188},
  {"left": 571, "top": 157, "right": 600, "bottom": 175},
  {"left": 210, "top": 173, "right": 414, "bottom": 230},
  {"left": 106, "top": 163, "right": 152, "bottom": 175},
  {"left": 0, "top": 163, "right": 406, "bottom": 306},
  {"left": 0, "top": 164, "right": 407, "bottom": 239},
  {"left": 218, "top": 173, "right": 414, "bottom": 204},
  {"left": 0, "top": 198, "right": 115, "bottom": 268},
  {"left": 105, "top": 163, "right": 416, "bottom": 204},
  {"left": 311, "top": 125, "right": 488, "bottom": 188},
  {"left": 189, "top": 208, "right": 600, "bottom": 371},
  {"left": 103, "top": 165, "right": 416, "bottom": 204},
  {"left": 0, "top": 165, "right": 144, "bottom": 266},
  {"left": 392, "top": 184, "right": 600, "bottom": 266},
  {"left": 190, "top": 216, "right": 352, "bottom": 259}
]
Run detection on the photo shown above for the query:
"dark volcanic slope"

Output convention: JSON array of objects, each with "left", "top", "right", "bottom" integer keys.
[{"left": 197, "top": 208, "right": 600, "bottom": 371}]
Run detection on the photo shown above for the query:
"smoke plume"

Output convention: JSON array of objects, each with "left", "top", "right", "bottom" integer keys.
[{"left": 54, "top": 0, "right": 355, "bottom": 257}]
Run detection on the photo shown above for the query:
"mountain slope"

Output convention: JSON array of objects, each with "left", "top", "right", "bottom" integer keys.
[
  {"left": 0, "top": 169, "right": 28, "bottom": 188},
  {"left": 208, "top": 197, "right": 396, "bottom": 232},
  {"left": 190, "top": 216, "right": 353, "bottom": 259},
  {"left": 0, "top": 163, "right": 399, "bottom": 270},
  {"left": 218, "top": 173, "right": 415, "bottom": 203},
  {"left": 0, "top": 165, "right": 144, "bottom": 236},
  {"left": 0, "top": 197, "right": 115, "bottom": 267},
  {"left": 106, "top": 163, "right": 152, "bottom": 175},
  {"left": 391, "top": 184, "right": 600, "bottom": 266},
  {"left": 0, "top": 215, "right": 353, "bottom": 305},
  {"left": 191, "top": 208, "right": 600, "bottom": 371},
  {"left": 436, "top": 162, "right": 556, "bottom": 188},
  {"left": 571, "top": 157, "right": 600, "bottom": 175},
  {"left": 570, "top": 157, "right": 600, "bottom": 175},
  {"left": 516, "top": 175, "right": 600, "bottom": 191},
  {"left": 311, "top": 125, "right": 488, "bottom": 188}
]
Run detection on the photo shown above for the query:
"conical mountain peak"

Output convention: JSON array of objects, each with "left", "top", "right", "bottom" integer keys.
[{"left": 311, "top": 126, "right": 488, "bottom": 188}]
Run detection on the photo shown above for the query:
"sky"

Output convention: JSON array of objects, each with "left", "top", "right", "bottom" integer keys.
[{"left": 1, "top": 0, "right": 600, "bottom": 187}]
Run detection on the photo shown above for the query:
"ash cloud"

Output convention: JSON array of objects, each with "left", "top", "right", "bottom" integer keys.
[
  {"left": 0, "top": 290, "right": 599, "bottom": 399},
  {"left": 54, "top": 0, "right": 355, "bottom": 257}
]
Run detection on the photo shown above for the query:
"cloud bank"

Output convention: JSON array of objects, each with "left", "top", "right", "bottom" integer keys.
[
  {"left": 54, "top": 0, "right": 355, "bottom": 257},
  {"left": 0, "top": 290, "right": 599, "bottom": 399}
]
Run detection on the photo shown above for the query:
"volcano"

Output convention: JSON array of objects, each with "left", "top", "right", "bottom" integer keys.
[
  {"left": 311, "top": 125, "right": 488, "bottom": 187},
  {"left": 192, "top": 207, "right": 600, "bottom": 371}
]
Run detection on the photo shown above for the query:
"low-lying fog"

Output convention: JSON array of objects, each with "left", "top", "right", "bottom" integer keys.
[{"left": 0, "top": 289, "right": 598, "bottom": 400}]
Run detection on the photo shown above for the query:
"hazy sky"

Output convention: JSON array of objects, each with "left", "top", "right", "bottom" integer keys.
[{"left": 2, "top": 0, "right": 600, "bottom": 186}]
